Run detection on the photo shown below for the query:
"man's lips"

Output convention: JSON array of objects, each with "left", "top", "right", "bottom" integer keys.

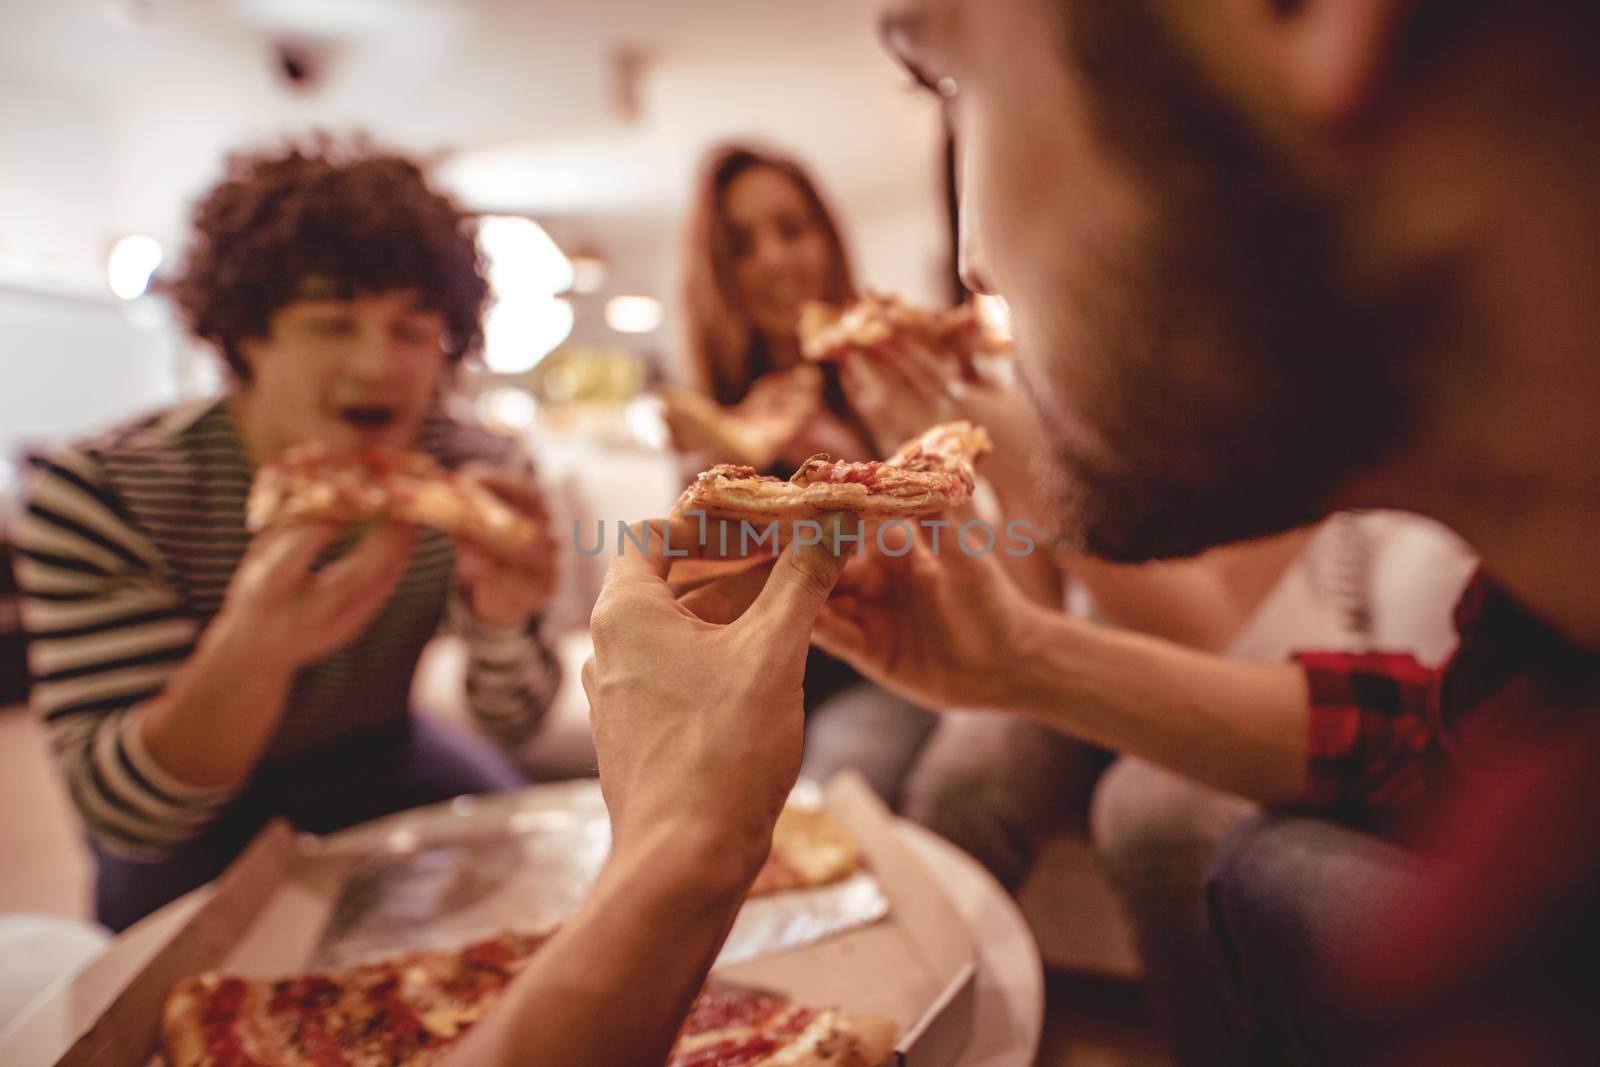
[{"left": 338, "top": 406, "right": 398, "bottom": 430}]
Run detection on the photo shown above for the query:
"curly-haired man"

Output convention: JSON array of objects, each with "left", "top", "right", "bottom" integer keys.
[{"left": 13, "top": 140, "right": 562, "bottom": 931}]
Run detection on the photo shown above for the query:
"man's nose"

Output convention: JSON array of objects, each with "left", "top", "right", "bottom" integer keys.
[
  {"left": 957, "top": 208, "right": 996, "bottom": 296},
  {"left": 752, "top": 232, "right": 792, "bottom": 274},
  {"left": 345, "top": 329, "right": 393, "bottom": 380},
  {"left": 959, "top": 251, "right": 997, "bottom": 297}
]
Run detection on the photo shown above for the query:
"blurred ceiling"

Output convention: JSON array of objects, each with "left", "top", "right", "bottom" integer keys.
[{"left": 0, "top": 0, "right": 942, "bottom": 227}]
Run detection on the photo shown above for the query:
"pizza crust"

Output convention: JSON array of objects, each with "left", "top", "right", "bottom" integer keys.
[{"left": 159, "top": 977, "right": 210, "bottom": 1067}]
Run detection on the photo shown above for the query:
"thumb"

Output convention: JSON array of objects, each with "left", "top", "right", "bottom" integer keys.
[{"left": 742, "top": 516, "right": 852, "bottom": 642}]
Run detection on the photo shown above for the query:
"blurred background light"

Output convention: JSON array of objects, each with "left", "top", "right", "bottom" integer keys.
[
  {"left": 624, "top": 395, "right": 669, "bottom": 451},
  {"left": 568, "top": 255, "right": 608, "bottom": 295},
  {"left": 475, "top": 386, "right": 539, "bottom": 433},
  {"left": 107, "top": 234, "right": 162, "bottom": 300},
  {"left": 232, "top": 0, "right": 414, "bottom": 37},
  {"left": 483, "top": 296, "right": 574, "bottom": 374},
  {"left": 478, "top": 215, "right": 575, "bottom": 373},
  {"left": 605, "top": 294, "right": 663, "bottom": 335},
  {"left": 478, "top": 215, "right": 574, "bottom": 297}
]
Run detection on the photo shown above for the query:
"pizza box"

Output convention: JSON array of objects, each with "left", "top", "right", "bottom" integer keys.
[{"left": 0, "top": 771, "right": 976, "bottom": 1067}]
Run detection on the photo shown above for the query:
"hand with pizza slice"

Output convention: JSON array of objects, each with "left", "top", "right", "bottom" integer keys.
[
  {"left": 435, "top": 519, "right": 855, "bottom": 1066},
  {"left": 798, "top": 292, "right": 1008, "bottom": 455},
  {"left": 809, "top": 294, "right": 1065, "bottom": 608},
  {"left": 225, "top": 519, "right": 421, "bottom": 671},
  {"left": 659, "top": 363, "right": 827, "bottom": 470},
  {"left": 132, "top": 518, "right": 421, "bottom": 791},
  {"left": 798, "top": 290, "right": 1009, "bottom": 380},
  {"left": 670, "top": 412, "right": 1052, "bottom": 721},
  {"left": 804, "top": 292, "right": 1034, "bottom": 470},
  {"left": 446, "top": 464, "right": 558, "bottom": 628},
  {"left": 812, "top": 522, "right": 1057, "bottom": 715},
  {"left": 247, "top": 443, "right": 555, "bottom": 628}
]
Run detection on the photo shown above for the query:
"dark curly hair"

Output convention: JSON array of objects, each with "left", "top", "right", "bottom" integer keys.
[{"left": 170, "top": 135, "right": 488, "bottom": 380}]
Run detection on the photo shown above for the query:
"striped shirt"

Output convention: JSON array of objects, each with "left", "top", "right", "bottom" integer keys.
[{"left": 13, "top": 398, "right": 560, "bottom": 860}]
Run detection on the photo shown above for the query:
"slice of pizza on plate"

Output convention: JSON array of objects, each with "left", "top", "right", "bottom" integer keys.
[{"left": 748, "top": 805, "right": 864, "bottom": 897}]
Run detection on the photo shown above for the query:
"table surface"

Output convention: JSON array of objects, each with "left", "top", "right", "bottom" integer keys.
[{"left": 0, "top": 781, "right": 1043, "bottom": 1067}]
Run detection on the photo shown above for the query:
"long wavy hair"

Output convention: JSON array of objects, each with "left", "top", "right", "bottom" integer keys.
[{"left": 678, "top": 144, "right": 857, "bottom": 407}]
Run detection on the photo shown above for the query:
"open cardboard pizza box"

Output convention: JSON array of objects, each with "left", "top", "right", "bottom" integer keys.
[{"left": 1, "top": 771, "right": 976, "bottom": 1067}]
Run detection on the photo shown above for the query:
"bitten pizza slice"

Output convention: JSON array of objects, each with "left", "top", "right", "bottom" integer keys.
[
  {"left": 674, "top": 420, "right": 992, "bottom": 526},
  {"left": 799, "top": 291, "right": 1009, "bottom": 374},
  {"left": 661, "top": 363, "right": 825, "bottom": 468},
  {"left": 247, "top": 442, "right": 545, "bottom": 564}
]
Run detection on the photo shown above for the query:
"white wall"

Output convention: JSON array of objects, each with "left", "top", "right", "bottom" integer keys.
[
  {"left": 0, "top": 75, "right": 117, "bottom": 277},
  {"left": 0, "top": 289, "right": 187, "bottom": 466}
]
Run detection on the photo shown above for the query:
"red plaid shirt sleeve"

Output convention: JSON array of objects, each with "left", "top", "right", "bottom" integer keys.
[{"left": 1293, "top": 650, "right": 1449, "bottom": 814}]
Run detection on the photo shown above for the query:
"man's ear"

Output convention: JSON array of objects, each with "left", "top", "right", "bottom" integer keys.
[
  {"left": 1221, "top": 0, "right": 1415, "bottom": 129},
  {"left": 233, "top": 338, "right": 260, "bottom": 380}
]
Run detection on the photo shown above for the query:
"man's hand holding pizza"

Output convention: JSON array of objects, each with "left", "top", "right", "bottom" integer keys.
[
  {"left": 814, "top": 519, "right": 1312, "bottom": 806},
  {"left": 839, "top": 334, "right": 961, "bottom": 457},
  {"left": 451, "top": 467, "right": 557, "bottom": 628},
  {"left": 454, "top": 519, "right": 851, "bottom": 1066},
  {"left": 584, "top": 518, "right": 849, "bottom": 874},
  {"left": 220, "top": 521, "right": 419, "bottom": 671},
  {"left": 846, "top": 350, "right": 1069, "bottom": 609},
  {"left": 841, "top": 333, "right": 1046, "bottom": 482},
  {"left": 813, "top": 520, "right": 1056, "bottom": 713},
  {"left": 137, "top": 521, "right": 417, "bottom": 790}
]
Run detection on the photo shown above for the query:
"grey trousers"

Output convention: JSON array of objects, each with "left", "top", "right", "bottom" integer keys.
[
  {"left": 1093, "top": 756, "right": 1426, "bottom": 1066},
  {"left": 803, "top": 698, "right": 1105, "bottom": 892},
  {"left": 1207, "top": 812, "right": 1424, "bottom": 1066},
  {"left": 1092, "top": 757, "right": 1257, "bottom": 1064}
]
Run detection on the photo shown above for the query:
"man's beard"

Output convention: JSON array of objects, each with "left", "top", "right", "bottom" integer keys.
[{"left": 1030, "top": 0, "right": 1433, "bottom": 563}]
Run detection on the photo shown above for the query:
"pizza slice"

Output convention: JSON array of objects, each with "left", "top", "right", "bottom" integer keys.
[
  {"left": 661, "top": 363, "right": 825, "bottom": 469},
  {"left": 161, "top": 932, "right": 897, "bottom": 1067},
  {"left": 799, "top": 291, "right": 1009, "bottom": 375},
  {"left": 674, "top": 420, "right": 992, "bottom": 526},
  {"left": 748, "top": 806, "right": 864, "bottom": 897},
  {"left": 247, "top": 443, "right": 544, "bottom": 564}
]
